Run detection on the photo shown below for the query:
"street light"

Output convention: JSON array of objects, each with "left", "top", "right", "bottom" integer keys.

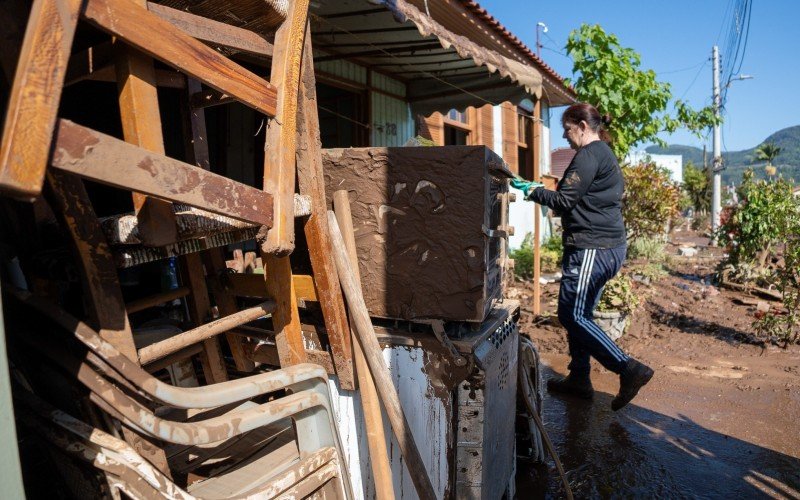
[
  {"left": 536, "top": 22, "right": 548, "bottom": 57},
  {"left": 726, "top": 74, "right": 753, "bottom": 88}
]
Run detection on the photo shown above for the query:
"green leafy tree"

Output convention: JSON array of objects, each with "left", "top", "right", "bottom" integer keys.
[
  {"left": 564, "top": 24, "right": 719, "bottom": 158},
  {"left": 621, "top": 161, "right": 681, "bottom": 240},
  {"left": 754, "top": 142, "right": 782, "bottom": 176},
  {"left": 682, "top": 161, "right": 711, "bottom": 214}
]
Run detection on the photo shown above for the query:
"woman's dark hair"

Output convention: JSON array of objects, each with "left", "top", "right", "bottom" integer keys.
[{"left": 562, "top": 102, "right": 613, "bottom": 143}]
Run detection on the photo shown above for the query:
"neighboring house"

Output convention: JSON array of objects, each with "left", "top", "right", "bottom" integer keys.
[
  {"left": 550, "top": 147, "right": 577, "bottom": 179},
  {"left": 626, "top": 151, "right": 683, "bottom": 184}
]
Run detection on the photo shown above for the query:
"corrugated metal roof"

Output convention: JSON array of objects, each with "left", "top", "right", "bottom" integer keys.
[{"left": 310, "top": 0, "right": 571, "bottom": 115}]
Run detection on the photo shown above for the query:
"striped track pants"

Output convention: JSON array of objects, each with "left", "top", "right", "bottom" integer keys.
[{"left": 557, "top": 245, "right": 629, "bottom": 376}]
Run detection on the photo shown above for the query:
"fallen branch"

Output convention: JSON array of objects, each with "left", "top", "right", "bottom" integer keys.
[{"left": 719, "top": 279, "right": 783, "bottom": 302}]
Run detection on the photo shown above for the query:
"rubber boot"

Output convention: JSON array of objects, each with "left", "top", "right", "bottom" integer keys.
[
  {"left": 547, "top": 372, "right": 594, "bottom": 399},
  {"left": 612, "top": 358, "right": 654, "bottom": 411}
]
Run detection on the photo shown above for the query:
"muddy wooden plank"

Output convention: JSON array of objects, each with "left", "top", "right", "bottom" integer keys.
[
  {"left": 296, "top": 32, "right": 354, "bottom": 390},
  {"left": 333, "top": 190, "right": 394, "bottom": 497},
  {"left": 45, "top": 171, "right": 138, "bottom": 361},
  {"left": 145, "top": 2, "right": 273, "bottom": 57},
  {"left": 258, "top": 0, "right": 310, "bottom": 256},
  {"left": 179, "top": 252, "right": 227, "bottom": 383},
  {"left": 126, "top": 287, "right": 190, "bottom": 314},
  {"left": 45, "top": 169, "right": 172, "bottom": 475},
  {"left": 114, "top": 31, "right": 179, "bottom": 247},
  {"left": 261, "top": 255, "right": 307, "bottom": 367},
  {"left": 82, "top": 0, "right": 277, "bottom": 117},
  {"left": 0, "top": 0, "right": 83, "bottom": 199},
  {"left": 227, "top": 273, "right": 317, "bottom": 302},
  {"left": 50, "top": 120, "right": 274, "bottom": 227}
]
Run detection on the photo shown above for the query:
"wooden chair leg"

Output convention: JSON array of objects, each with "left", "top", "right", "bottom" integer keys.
[
  {"left": 45, "top": 170, "right": 172, "bottom": 476},
  {"left": 259, "top": 0, "right": 311, "bottom": 256},
  {"left": 295, "top": 29, "right": 355, "bottom": 390}
]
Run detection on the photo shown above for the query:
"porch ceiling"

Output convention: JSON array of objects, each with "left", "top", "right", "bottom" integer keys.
[{"left": 310, "top": 0, "right": 564, "bottom": 115}]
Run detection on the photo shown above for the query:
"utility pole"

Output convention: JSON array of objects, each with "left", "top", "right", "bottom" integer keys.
[
  {"left": 536, "top": 22, "right": 547, "bottom": 57},
  {"left": 711, "top": 45, "right": 722, "bottom": 236}
]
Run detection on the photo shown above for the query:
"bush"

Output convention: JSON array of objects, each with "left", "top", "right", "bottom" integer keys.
[
  {"left": 682, "top": 161, "right": 711, "bottom": 214},
  {"left": 718, "top": 169, "right": 800, "bottom": 344},
  {"left": 596, "top": 274, "right": 640, "bottom": 316},
  {"left": 622, "top": 161, "right": 682, "bottom": 241},
  {"left": 628, "top": 236, "right": 666, "bottom": 261},
  {"left": 510, "top": 234, "right": 564, "bottom": 279}
]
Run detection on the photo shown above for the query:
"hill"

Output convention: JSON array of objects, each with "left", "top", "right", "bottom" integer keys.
[{"left": 646, "top": 125, "right": 800, "bottom": 184}]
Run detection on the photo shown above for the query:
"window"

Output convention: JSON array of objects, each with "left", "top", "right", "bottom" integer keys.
[{"left": 442, "top": 108, "right": 473, "bottom": 145}]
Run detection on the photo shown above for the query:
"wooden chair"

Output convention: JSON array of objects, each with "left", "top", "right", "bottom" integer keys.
[{"left": 8, "top": 287, "right": 353, "bottom": 498}]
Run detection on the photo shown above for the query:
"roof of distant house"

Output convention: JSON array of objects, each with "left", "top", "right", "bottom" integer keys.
[{"left": 550, "top": 147, "right": 576, "bottom": 178}]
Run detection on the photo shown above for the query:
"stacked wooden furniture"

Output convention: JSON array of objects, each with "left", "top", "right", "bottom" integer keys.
[{"left": 0, "top": 0, "right": 357, "bottom": 497}]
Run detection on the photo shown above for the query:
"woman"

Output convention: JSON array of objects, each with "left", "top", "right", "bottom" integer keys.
[{"left": 514, "top": 102, "right": 653, "bottom": 411}]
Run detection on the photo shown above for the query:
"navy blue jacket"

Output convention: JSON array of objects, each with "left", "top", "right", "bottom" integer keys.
[{"left": 528, "top": 140, "right": 626, "bottom": 249}]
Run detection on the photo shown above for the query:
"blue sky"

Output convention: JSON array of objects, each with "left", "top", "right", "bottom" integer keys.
[{"left": 479, "top": 0, "right": 796, "bottom": 153}]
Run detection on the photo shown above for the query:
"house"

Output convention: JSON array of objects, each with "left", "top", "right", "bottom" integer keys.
[
  {"left": 626, "top": 151, "right": 683, "bottom": 183},
  {"left": 550, "top": 147, "right": 577, "bottom": 179}
]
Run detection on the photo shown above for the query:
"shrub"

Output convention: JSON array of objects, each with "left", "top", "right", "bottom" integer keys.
[
  {"left": 682, "top": 161, "right": 711, "bottom": 214},
  {"left": 596, "top": 274, "right": 640, "bottom": 316},
  {"left": 622, "top": 161, "right": 681, "bottom": 241},
  {"left": 541, "top": 236, "right": 563, "bottom": 273},
  {"left": 510, "top": 233, "right": 535, "bottom": 279},
  {"left": 628, "top": 236, "right": 666, "bottom": 261}
]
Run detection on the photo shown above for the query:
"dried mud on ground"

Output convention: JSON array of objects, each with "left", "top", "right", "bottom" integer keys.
[{"left": 512, "top": 229, "right": 800, "bottom": 498}]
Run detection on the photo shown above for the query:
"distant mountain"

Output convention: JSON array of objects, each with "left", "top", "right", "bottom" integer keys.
[{"left": 646, "top": 125, "right": 800, "bottom": 184}]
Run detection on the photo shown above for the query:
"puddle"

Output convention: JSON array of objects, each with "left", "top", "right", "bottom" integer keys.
[{"left": 516, "top": 370, "right": 800, "bottom": 498}]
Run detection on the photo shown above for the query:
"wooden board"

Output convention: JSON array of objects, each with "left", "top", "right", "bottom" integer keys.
[
  {"left": 81, "top": 0, "right": 277, "bottom": 117},
  {"left": 227, "top": 273, "right": 317, "bottom": 302},
  {"left": 50, "top": 119, "right": 274, "bottom": 227},
  {"left": 295, "top": 31, "right": 354, "bottom": 389},
  {"left": 114, "top": 31, "right": 179, "bottom": 247},
  {"left": 261, "top": 255, "right": 307, "bottom": 367},
  {"left": 146, "top": 2, "right": 273, "bottom": 57},
  {"left": 0, "top": 0, "right": 83, "bottom": 199},
  {"left": 258, "top": 0, "right": 310, "bottom": 256}
]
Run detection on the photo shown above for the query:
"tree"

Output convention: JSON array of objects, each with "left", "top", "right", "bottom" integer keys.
[
  {"left": 754, "top": 142, "right": 782, "bottom": 176},
  {"left": 682, "top": 161, "right": 711, "bottom": 214},
  {"left": 564, "top": 24, "right": 718, "bottom": 158}
]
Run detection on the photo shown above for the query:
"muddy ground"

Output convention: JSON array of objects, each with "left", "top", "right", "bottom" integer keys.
[{"left": 512, "top": 228, "right": 800, "bottom": 499}]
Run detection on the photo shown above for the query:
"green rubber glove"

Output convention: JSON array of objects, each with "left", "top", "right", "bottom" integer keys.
[{"left": 510, "top": 177, "right": 544, "bottom": 196}]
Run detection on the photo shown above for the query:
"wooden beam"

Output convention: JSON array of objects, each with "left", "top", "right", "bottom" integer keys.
[
  {"left": 50, "top": 120, "right": 274, "bottom": 227},
  {"left": 179, "top": 252, "right": 228, "bottom": 383},
  {"left": 227, "top": 273, "right": 318, "bottom": 302},
  {"left": 45, "top": 169, "right": 174, "bottom": 476},
  {"left": 114, "top": 33, "right": 179, "bottom": 247},
  {"left": 82, "top": 0, "right": 278, "bottom": 117},
  {"left": 145, "top": 2, "right": 273, "bottom": 57},
  {"left": 327, "top": 211, "right": 436, "bottom": 500},
  {"left": 296, "top": 31, "right": 354, "bottom": 390},
  {"left": 0, "top": 0, "right": 83, "bottom": 199},
  {"left": 333, "top": 191, "right": 394, "bottom": 498},
  {"left": 532, "top": 99, "right": 542, "bottom": 315},
  {"left": 259, "top": 1, "right": 309, "bottom": 256},
  {"left": 261, "top": 255, "right": 307, "bottom": 367},
  {"left": 45, "top": 171, "right": 138, "bottom": 361}
]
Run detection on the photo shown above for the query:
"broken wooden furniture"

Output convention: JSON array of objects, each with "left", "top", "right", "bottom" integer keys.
[
  {"left": 0, "top": 0, "right": 357, "bottom": 496},
  {"left": 322, "top": 146, "right": 514, "bottom": 323},
  {"left": 9, "top": 288, "right": 352, "bottom": 498}
]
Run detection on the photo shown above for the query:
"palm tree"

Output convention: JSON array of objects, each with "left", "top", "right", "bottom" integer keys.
[{"left": 755, "top": 142, "right": 782, "bottom": 176}]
